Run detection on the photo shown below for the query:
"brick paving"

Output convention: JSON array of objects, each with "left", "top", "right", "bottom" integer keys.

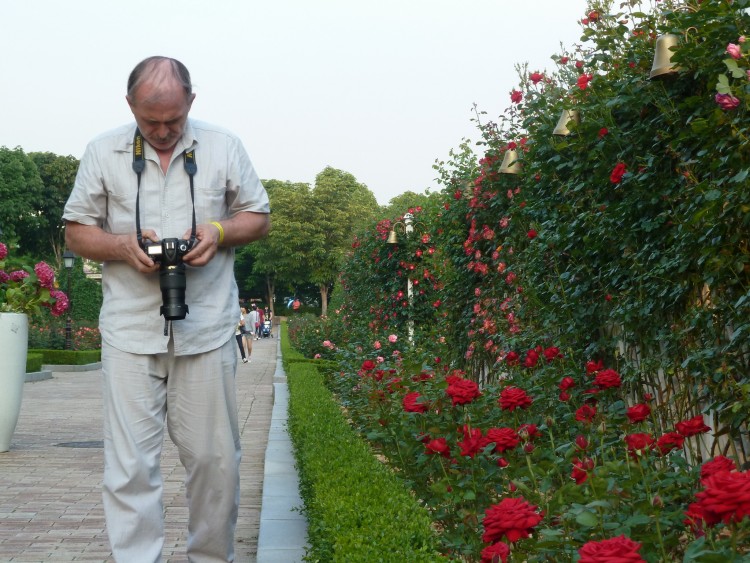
[{"left": 0, "top": 336, "right": 278, "bottom": 562}]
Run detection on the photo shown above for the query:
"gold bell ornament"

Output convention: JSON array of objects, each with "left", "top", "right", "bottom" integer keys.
[
  {"left": 649, "top": 33, "right": 680, "bottom": 79},
  {"left": 552, "top": 109, "right": 579, "bottom": 136},
  {"left": 498, "top": 149, "right": 521, "bottom": 174}
]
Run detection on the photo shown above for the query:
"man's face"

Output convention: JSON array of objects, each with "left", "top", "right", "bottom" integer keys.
[{"left": 127, "top": 82, "right": 195, "bottom": 153}]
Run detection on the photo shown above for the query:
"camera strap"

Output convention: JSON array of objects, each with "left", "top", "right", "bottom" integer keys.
[
  {"left": 132, "top": 129, "right": 198, "bottom": 249},
  {"left": 132, "top": 129, "right": 198, "bottom": 337}
]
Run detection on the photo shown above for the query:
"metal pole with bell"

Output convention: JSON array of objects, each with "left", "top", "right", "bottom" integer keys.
[{"left": 62, "top": 251, "right": 76, "bottom": 350}]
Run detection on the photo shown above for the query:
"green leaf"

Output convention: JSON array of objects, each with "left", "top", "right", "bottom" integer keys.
[
  {"left": 716, "top": 74, "right": 732, "bottom": 94},
  {"left": 575, "top": 510, "right": 599, "bottom": 527}
]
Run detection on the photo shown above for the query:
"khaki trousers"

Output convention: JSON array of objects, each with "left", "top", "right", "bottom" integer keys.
[{"left": 101, "top": 337, "right": 241, "bottom": 562}]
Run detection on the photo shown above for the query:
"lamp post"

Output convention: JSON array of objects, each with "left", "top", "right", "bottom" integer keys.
[
  {"left": 387, "top": 213, "right": 417, "bottom": 343},
  {"left": 62, "top": 251, "right": 76, "bottom": 350}
]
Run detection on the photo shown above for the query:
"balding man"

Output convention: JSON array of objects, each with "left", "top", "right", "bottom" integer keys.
[{"left": 63, "top": 56, "right": 270, "bottom": 562}]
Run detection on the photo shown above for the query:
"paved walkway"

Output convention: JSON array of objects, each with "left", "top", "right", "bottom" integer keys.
[{"left": 0, "top": 334, "right": 305, "bottom": 562}]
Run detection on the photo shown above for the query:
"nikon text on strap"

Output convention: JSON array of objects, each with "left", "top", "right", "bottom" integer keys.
[{"left": 131, "top": 129, "right": 198, "bottom": 249}]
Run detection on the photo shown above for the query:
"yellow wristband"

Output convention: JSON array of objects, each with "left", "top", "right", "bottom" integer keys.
[{"left": 211, "top": 221, "right": 225, "bottom": 245}]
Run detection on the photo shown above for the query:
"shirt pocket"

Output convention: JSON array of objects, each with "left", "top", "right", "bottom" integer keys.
[{"left": 195, "top": 174, "right": 228, "bottom": 222}]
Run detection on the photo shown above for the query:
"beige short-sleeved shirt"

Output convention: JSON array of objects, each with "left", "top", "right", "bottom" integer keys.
[{"left": 63, "top": 119, "right": 270, "bottom": 356}]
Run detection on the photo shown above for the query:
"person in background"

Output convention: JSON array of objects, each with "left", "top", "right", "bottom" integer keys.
[
  {"left": 257, "top": 306, "right": 265, "bottom": 339},
  {"left": 62, "top": 56, "right": 270, "bottom": 561},
  {"left": 240, "top": 306, "right": 252, "bottom": 359},
  {"left": 264, "top": 306, "right": 273, "bottom": 337},
  {"left": 248, "top": 303, "right": 260, "bottom": 341},
  {"left": 235, "top": 308, "right": 248, "bottom": 363}
]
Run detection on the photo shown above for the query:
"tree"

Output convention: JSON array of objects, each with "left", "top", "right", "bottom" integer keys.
[
  {"left": 310, "top": 167, "right": 379, "bottom": 315},
  {"left": 241, "top": 179, "right": 325, "bottom": 313},
  {"left": 28, "top": 152, "right": 80, "bottom": 264},
  {"left": 0, "top": 147, "right": 45, "bottom": 254}
]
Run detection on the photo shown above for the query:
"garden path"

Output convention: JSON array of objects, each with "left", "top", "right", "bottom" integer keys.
[{"left": 0, "top": 334, "right": 298, "bottom": 562}]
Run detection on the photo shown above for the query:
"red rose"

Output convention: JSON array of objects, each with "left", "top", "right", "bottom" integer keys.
[
  {"left": 458, "top": 425, "right": 486, "bottom": 458},
  {"left": 403, "top": 392, "right": 428, "bottom": 413},
  {"left": 425, "top": 437, "right": 451, "bottom": 458},
  {"left": 598, "top": 127, "right": 609, "bottom": 138},
  {"left": 529, "top": 71, "right": 544, "bottom": 85},
  {"left": 510, "top": 89, "right": 523, "bottom": 103},
  {"left": 505, "top": 351, "right": 520, "bottom": 366},
  {"left": 527, "top": 229, "right": 537, "bottom": 239},
  {"left": 558, "top": 376, "right": 575, "bottom": 391},
  {"left": 586, "top": 359, "right": 604, "bottom": 374},
  {"left": 543, "top": 346, "right": 562, "bottom": 362},
  {"left": 575, "top": 404, "right": 597, "bottom": 423},
  {"left": 656, "top": 432, "right": 684, "bottom": 455},
  {"left": 446, "top": 378, "right": 481, "bottom": 406},
  {"left": 517, "top": 423, "right": 540, "bottom": 441},
  {"left": 624, "top": 433, "right": 655, "bottom": 456},
  {"left": 499, "top": 386, "right": 533, "bottom": 411},
  {"left": 626, "top": 403, "right": 651, "bottom": 423},
  {"left": 577, "top": 73, "right": 593, "bottom": 90},
  {"left": 578, "top": 535, "right": 645, "bottom": 562},
  {"left": 700, "top": 455, "right": 737, "bottom": 484},
  {"left": 482, "top": 497, "right": 543, "bottom": 543},
  {"left": 481, "top": 542, "right": 510, "bottom": 563},
  {"left": 575, "top": 435, "right": 589, "bottom": 450},
  {"left": 571, "top": 456, "right": 595, "bottom": 485},
  {"left": 691, "top": 470, "right": 750, "bottom": 526},
  {"left": 523, "top": 348, "right": 540, "bottom": 368},
  {"left": 593, "top": 368, "right": 621, "bottom": 389},
  {"left": 485, "top": 427, "right": 520, "bottom": 453},
  {"left": 676, "top": 414, "right": 711, "bottom": 437},
  {"left": 361, "top": 359, "right": 376, "bottom": 371},
  {"left": 610, "top": 162, "right": 627, "bottom": 183}
]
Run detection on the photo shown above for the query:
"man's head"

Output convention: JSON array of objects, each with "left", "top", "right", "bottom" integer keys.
[{"left": 126, "top": 56, "right": 195, "bottom": 153}]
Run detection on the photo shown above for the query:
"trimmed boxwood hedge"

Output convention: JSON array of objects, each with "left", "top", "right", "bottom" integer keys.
[
  {"left": 26, "top": 349, "right": 100, "bottom": 373},
  {"left": 281, "top": 323, "right": 442, "bottom": 562}
]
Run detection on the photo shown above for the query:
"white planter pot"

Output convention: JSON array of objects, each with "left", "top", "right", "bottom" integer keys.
[{"left": 0, "top": 313, "right": 29, "bottom": 452}]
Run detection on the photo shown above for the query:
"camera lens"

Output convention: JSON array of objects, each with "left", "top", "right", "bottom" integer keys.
[{"left": 159, "top": 264, "right": 189, "bottom": 320}]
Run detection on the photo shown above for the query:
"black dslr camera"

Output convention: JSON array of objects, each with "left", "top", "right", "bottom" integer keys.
[{"left": 141, "top": 237, "right": 195, "bottom": 320}]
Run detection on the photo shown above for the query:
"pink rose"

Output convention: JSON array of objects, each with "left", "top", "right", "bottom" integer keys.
[
  {"left": 373, "top": 340, "right": 381, "bottom": 349},
  {"left": 727, "top": 43, "right": 742, "bottom": 60},
  {"left": 388, "top": 334, "right": 398, "bottom": 343},
  {"left": 715, "top": 93, "right": 741, "bottom": 110}
]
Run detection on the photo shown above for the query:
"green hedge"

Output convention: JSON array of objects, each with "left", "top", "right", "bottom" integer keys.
[
  {"left": 281, "top": 323, "right": 442, "bottom": 562},
  {"left": 25, "top": 352, "right": 43, "bottom": 373},
  {"left": 28, "top": 348, "right": 101, "bottom": 366}
]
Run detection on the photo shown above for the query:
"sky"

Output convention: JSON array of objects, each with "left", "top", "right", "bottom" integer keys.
[{"left": 0, "top": 0, "right": 590, "bottom": 205}]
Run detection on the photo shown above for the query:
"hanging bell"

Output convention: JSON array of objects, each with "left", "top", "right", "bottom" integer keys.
[
  {"left": 498, "top": 149, "right": 521, "bottom": 174},
  {"left": 649, "top": 33, "right": 680, "bottom": 79},
  {"left": 552, "top": 109, "right": 579, "bottom": 136},
  {"left": 386, "top": 230, "right": 399, "bottom": 245}
]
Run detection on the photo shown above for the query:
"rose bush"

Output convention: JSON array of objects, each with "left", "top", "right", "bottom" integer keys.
[{"left": 290, "top": 0, "right": 750, "bottom": 559}]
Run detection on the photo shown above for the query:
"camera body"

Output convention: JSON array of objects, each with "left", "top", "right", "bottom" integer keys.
[{"left": 141, "top": 237, "right": 194, "bottom": 320}]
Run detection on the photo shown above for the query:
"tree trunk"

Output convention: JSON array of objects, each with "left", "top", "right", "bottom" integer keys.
[
  {"left": 319, "top": 284, "right": 329, "bottom": 317},
  {"left": 265, "top": 274, "right": 275, "bottom": 316}
]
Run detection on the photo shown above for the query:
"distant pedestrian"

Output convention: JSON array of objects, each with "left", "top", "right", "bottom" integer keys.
[
  {"left": 248, "top": 304, "right": 260, "bottom": 340},
  {"left": 235, "top": 309, "right": 248, "bottom": 363}
]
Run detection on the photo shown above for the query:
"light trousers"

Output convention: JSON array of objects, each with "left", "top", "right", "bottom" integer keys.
[{"left": 101, "top": 337, "right": 241, "bottom": 562}]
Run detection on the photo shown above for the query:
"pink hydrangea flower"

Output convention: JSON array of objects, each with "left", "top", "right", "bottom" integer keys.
[
  {"left": 34, "top": 262, "right": 56, "bottom": 289},
  {"left": 0, "top": 242, "right": 7, "bottom": 260},
  {"left": 50, "top": 289, "right": 70, "bottom": 317}
]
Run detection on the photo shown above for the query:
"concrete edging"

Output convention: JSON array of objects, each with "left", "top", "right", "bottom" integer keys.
[{"left": 25, "top": 362, "right": 102, "bottom": 383}]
